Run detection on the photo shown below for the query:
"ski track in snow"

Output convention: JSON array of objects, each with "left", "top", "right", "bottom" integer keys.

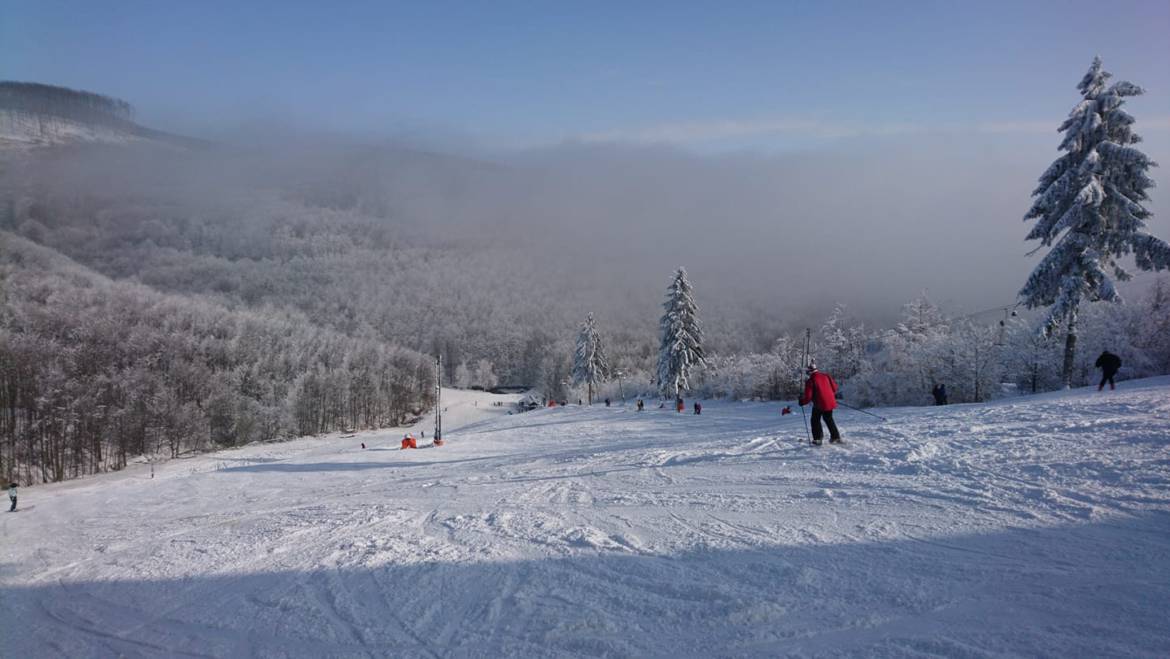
[{"left": 3, "top": 382, "right": 1170, "bottom": 657}]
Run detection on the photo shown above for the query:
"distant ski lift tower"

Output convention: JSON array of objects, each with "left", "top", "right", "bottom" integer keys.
[{"left": 434, "top": 354, "right": 442, "bottom": 444}]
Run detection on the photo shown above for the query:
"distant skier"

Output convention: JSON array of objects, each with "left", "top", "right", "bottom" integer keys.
[
  {"left": 1095, "top": 350, "right": 1122, "bottom": 391},
  {"left": 781, "top": 406, "right": 792, "bottom": 416},
  {"left": 676, "top": 397, "right": 684, "bottom": 413},
  {"left": 361, "top": 442, "right": 366, "bottom": 449},
  {"left": 932, "top": 383, "right": 948, "bottom": 406},
  {"left": 8, "top": 483, "right": 16, "bottom": 512},
  {"left": 693, "top": 401, "right": 701, "bottom": 415},
  {"left": 636, "top": 399, "right": 644, "bottom": 412},
  {"left": 605, "top": 398, "right": 611, "bottom": 407},
  {"left": 799, "top": 363, "right": 842, "bottom": 445}
]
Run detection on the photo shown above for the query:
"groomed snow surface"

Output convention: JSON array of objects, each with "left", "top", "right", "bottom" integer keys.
[{"left": 3, "top": 381, "right": 1170, "bottom": 657}]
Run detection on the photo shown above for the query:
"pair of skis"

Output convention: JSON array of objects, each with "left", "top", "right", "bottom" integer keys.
[{"left": 799, "top": 329, "right": 815, "bottom": 447}]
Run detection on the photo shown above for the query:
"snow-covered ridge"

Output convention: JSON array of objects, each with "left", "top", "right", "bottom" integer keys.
[
  {"left": 0, "top": 109, "right": 145, "bottom": 148},
  {"left": 3, "top": 381, "right": 1168, "bottom": 656},
  {"left": 0, "top": 82, "right": 202, "bottom": 149},
  {"left": 0, "top": 108, "right": 203, "bottom": 150}
]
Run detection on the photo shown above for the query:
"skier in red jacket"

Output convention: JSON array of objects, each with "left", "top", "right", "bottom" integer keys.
[{"left": 799, "top": 363, "right": 842, "bottom": 445}]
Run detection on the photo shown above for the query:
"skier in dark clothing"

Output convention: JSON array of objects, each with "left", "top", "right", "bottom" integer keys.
[
  {"left": 799, "top": 364, "right": 841, "bottom": 445},
  {"left": 8, "top": 483, "right": 16, "bottom": 512},
  {"left": 636, "top": 399, "right": 644, "bottom": 411},
  {"left": 693, "top": 402, "right": 701, "bottom": 415},
  {"left": 931, "top": 383, "right": 948, "bottom": 406},
  {"left": 1095, "top": 351, "right": 1122, "bottom": 391}
]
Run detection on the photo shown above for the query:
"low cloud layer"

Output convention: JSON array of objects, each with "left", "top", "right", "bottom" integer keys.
[{"left": 8, "top": 123, "right": 1168, "bottom": 330}]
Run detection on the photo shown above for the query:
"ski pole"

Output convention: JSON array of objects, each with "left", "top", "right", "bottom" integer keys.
[
  {"left": 836, "top": 401, "right": 888, "bottom": 422},
  {"left": 800, "top": 328, "right": 813, "bottom": 445}
]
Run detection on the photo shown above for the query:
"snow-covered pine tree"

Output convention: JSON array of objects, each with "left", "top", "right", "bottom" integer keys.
[
  {"left": 1020, "top": 57, "right": 1170, "bottom": 387},
  {"left": 657, "top": 267, "right": 707, "bottom": 398},
  {"left": 572, "top": 313, "right": 609, "bottom": 404}
]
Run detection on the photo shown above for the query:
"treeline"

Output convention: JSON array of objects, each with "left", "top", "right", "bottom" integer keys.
[
  {"left": 0, "top": 234, "right": 435, "bottom": 485},
  {"left": 0, "top": 81, "right": 134, "bottom": 125},
  {"left": 555, "top": 286, "right": 1170, "bottom": 408},
  {"left": 825, "top": 289, "right": 1170, "bottom": 406}
]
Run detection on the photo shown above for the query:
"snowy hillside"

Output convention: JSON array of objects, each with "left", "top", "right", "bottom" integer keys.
[{"left": 3, "top": 381, "right": 1169, "bottom": 657}]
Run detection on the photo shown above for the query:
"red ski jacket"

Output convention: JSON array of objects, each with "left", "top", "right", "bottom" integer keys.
[{"left": 800, "top": 372, "right": 839, "bottom": 411}]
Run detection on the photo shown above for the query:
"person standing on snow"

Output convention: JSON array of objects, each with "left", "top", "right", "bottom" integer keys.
[
  {"left": 799, "top": 363, "right": 842, "bottom": 445},
  {"left": 1095, "top": 350, "right": 1122, "bottom": 391},
  {"left": 8, "top": 483, "right": 16, "bottom": 512},
  {"left": 932, "top": 383, "right": 948, "bottom": 406},
  {"left": 693, "top": 401, "right": 701, "bottom": 415}
]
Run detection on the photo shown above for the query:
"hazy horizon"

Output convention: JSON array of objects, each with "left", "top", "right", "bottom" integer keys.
[{"left": 3, "top": 1, "right": 1170, "bottom": 325}]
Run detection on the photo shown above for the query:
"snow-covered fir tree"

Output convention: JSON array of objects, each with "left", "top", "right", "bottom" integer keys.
[
  {"left": 572, "top": 313, "right": 609, "bottom": 404},
  {"left": 1020, "top": 57, "right": 1170, "bottom": 387},
  {"left": 657, "top": 267, "right": 706, "bottom": 398}
]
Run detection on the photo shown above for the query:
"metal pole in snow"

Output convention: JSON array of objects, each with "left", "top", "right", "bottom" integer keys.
[{"left": 435, "top": 354, "right": 442, "bottom": 442}]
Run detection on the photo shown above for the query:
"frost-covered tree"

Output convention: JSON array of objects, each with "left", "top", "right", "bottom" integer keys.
[
  {"left": 889, "top": 295, "right": 949, "bottom": 400},
  {"left": 657, "top": 267, "right": 706, "bottom": 397},
  {"left": 454, "top": 361, "right": 472, "bottom": 389},
  {"left": 1002, "top": 316, "right": 1063, "bottom": 394},
  {"left": 473, "top": 359, "right": 499, "bottom": 390},
  {"left": 819, "top": 304, "right": 868, "bottom": 380},
  {"left": 1020, "top": 57, "right": 1170, "bottom": 387},
  {"left": 947, "top": 321, "right": 1002, "bottom": 402},
  {"left": 1135, "top": 279, "right": 1170, "bottom": 374},
  {"left": 572, "top": 313, "right": 609, "bottom": 404}
]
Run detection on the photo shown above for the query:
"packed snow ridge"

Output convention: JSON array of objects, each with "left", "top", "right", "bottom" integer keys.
[{"left": 3, "top": 381, "right": 1169, "bottom": 657}]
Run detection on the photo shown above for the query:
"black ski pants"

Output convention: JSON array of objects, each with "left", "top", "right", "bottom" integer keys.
[
  {"left": 811, "top": 409, "right": 840, "bottom": 442},
  {"left": 8, "top": 497, "right": 14, "bottom": 512},
  {"left": 1099, "top": 369, "right": 1117, "bottom": 389}
]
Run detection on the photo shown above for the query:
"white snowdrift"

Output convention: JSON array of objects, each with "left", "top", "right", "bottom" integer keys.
[{"left": 3, "top": 380, "right": 1169, "bottom": 657}]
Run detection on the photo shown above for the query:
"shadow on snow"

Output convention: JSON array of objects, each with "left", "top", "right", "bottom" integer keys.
[{"left": 3, "top": 512, "right": 1168, "bottom": 658}]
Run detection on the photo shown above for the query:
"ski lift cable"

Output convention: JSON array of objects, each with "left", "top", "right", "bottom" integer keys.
[
  {"left": 951, "top": 271, "right": 1166, "bottom": 323},
  {"left": 954, "top": 301, "right": 1023, "bottom": 321}
]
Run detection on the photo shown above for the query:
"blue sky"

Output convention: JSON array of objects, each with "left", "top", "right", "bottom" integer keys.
[{"left": 3, "top": 1, "right": 1169, "bottom": 149}]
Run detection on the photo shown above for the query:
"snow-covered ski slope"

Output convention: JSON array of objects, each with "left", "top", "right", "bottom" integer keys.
[{"left": 3, "top": 380, "right": 1169, "bottom": 657}]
